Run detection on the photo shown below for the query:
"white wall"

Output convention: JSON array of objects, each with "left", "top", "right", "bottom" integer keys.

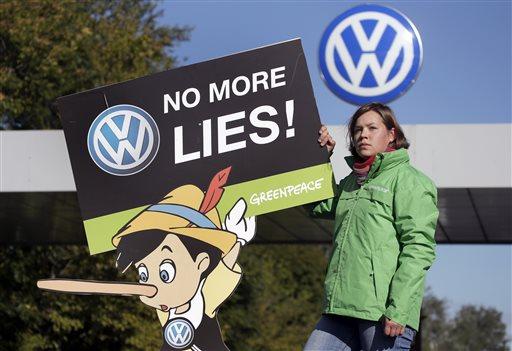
[
  {"left": 1, "top": 124, "right": 511, "bottom": 191},
  {"left": 328, "top": 124, "right": 512, "bottom": 187},
  {"left": 0, "top": 130, "right": 76, "bottom": 191}
]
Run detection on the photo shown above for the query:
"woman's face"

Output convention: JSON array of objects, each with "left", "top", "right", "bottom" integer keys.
[{"left": 353, "top": 110, "right": 395, "bottom": 158}]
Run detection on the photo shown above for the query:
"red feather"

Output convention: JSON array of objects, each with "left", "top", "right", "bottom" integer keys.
[{"left": 199, "top": 166, "right": 232, "bottom": 214}]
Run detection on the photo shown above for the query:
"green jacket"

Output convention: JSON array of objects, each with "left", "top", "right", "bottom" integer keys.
[{"left": 312, "top": 149, "right": 438, "bottom": 330}]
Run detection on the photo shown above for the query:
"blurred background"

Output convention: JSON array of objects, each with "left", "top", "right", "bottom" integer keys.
[{"left": 0, "top": 1, "right": 510, "bottom": 350}]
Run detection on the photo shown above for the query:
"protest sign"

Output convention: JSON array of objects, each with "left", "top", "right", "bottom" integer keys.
[{"left": 57, "top": 39, "right": 335, "bottom": 254}]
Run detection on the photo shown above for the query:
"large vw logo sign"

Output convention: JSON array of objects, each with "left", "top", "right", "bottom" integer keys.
[
  {"left": 164, "top": 318, "right": 194, "bottom": 349},
  {"left": 87, "top": 104, "right": 160, "bottom": 176},
  {"left": 319, "top": 4, "right": 423, "bottom": 105}
]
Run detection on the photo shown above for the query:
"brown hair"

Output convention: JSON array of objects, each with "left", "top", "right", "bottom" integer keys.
[
  {"left": 347, "top": 102, "right": 409, "bottom": 156},
  {"left": 116, "top": 229, "right": 221, "bottom": 280}
]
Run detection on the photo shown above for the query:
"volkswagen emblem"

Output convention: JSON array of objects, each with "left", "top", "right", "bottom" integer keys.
[
  {"left": 87, "top": 104, "right": 160, "bottom": 176},
  {"left": 319, "top": 4, "right": 423, "bottom": 105},
  {"left": 163, "top": 318, "right": 194, "bottom": 349}
]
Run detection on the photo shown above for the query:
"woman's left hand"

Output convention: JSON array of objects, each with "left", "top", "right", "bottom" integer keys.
[
  {"left": 318, "top": 125, "right": 336, "bottom": 154},
  {"left": 383, "top": 317, "right": 405, "bottom": 337}
]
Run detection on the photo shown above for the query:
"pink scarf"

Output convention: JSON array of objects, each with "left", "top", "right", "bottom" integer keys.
[{"left": 353, "top": 147, "right": 395, "bottom": 186}]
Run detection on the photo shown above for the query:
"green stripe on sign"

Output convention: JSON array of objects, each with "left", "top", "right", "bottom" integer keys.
[
  {"left": 216, "top": 163, "right": 335, "bottom": 218},
  {"left": 83, "top": 163, "right": 335, "bottom": 255},
  {"left": 83, "top": 205, "right": 148, "bottom": 255}
]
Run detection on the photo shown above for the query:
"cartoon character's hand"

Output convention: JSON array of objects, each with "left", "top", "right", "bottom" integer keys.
[{"left": 223, "top": 198, "right": 256, "bottom": 246}]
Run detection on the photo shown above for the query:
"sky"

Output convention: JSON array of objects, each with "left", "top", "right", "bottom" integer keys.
[{"left": 157, "top": 0, "right": 512, "bottom": 334}]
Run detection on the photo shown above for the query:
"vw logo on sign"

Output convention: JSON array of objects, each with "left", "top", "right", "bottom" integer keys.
[
  {"left": 319, "top": 4, "right": 423, "bottom": 105},
  {"left": 87, "top": 104, "right": 160, "bottom": 176},
  {"left": 164, "top": 318, "right": 194, "bottom": 349}
]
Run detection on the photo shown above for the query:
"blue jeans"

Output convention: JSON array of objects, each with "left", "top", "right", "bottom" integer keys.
[{"left": 304, "top": 314, "right": 417, "bottom": 351}]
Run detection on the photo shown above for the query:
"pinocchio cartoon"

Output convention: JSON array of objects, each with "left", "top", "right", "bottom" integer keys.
[{"left": 38, "top": 167, "right": 256, "bottom": 351}]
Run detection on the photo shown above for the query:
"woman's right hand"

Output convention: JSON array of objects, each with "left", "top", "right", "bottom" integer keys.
[{"left": 318, "top": 125, "right": 336, "bottom": 154}]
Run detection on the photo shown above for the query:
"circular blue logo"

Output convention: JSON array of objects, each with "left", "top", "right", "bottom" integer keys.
[
  {"left": 87, "top": 104, "right": 160, "bottom": 176},
  {"left": 164, "top": 318, "right": 194, "bottom": 349},
  {"left": 319, "top": 4, "right": 423, "bottom": 105}
]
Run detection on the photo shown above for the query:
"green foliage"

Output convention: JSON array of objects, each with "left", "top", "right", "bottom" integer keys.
[
  {"left": 220, "top": 245, "right": 327, "bottom": 351},
  {"left": 421, "top": 288, "right": 449, "bottom": 350},
  {"left": 421, "top": 290, "right": 509, "bottom": 351},
  {"left": 2, "top": 244, "right": 509, "bottom": 351},
  {"left": 0, "top": 244, "right": 328, "bottom": 350},
  {"left": 0, "top": 0, "right": 190, "bottom": 129},
  {"left": 444, "top": 305, "right": 509, "bottom": 351}
]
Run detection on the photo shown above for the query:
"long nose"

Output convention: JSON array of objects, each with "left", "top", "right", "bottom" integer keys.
[{"left": 37, "top": 279, "right": 158, "bottom": 297}]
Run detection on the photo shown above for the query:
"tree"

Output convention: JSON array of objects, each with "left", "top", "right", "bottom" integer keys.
[
  {"left": 421, "top": 289, "right": 450, "bottom": 351},
  {"left": 221, "top": 244, "right": 327, "bottom": 351},
  {"left": 0, "top": 0, "right": 190, "bottom": 129},
  {"left": 444, "top": 305, "right": 509, "bottom": 351},
  {"left": 421, "top": 290, "right": 509, "bottom": 351}
]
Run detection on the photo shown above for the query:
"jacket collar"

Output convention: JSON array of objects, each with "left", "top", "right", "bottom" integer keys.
[{"left": 344, "top": 148, "right": 409, "bottom": 175}]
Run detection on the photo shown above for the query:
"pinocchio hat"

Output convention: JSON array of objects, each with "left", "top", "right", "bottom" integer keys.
[{"left": 111, "top": 183, "right": 237, "bottom": 255}]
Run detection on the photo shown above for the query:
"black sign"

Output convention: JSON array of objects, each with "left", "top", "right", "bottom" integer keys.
[{"left": 57, "top": 39, "right": 334, "bottom": 254}]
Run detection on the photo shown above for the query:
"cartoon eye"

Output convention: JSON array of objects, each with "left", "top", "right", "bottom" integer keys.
[
  {"left": 138, "top": 265, "right": 149, "bottom": 283},
  {"left": 159, "top": 260, "right": 175, "bottom": 283}
]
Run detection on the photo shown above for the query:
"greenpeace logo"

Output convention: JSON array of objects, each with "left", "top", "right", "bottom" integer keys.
[
  {"left": 250, "top": 178, "right": 325, "bottom": 206},
  {"left": 367, "top": 184, "right": 389, "bottom": 193}
]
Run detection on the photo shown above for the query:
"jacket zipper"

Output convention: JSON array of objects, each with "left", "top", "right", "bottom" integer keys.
[
  {"left": 330, "top": 182, "right": 361, "bottom": 310},
  {"left": 328, "top": 156, "right": 383, "bottom": 309}
]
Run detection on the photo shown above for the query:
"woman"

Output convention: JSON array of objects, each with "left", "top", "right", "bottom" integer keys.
[{"left": 304, "top": 103, "right": 438, "bottom": 351}]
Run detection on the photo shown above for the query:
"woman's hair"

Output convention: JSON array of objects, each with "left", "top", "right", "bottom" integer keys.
[
  {"left": 347, "top": 102, "right": 409, "bottom": 156},
  {"left": 116, "top": 229, "right": 222, "bottom": 280}
]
